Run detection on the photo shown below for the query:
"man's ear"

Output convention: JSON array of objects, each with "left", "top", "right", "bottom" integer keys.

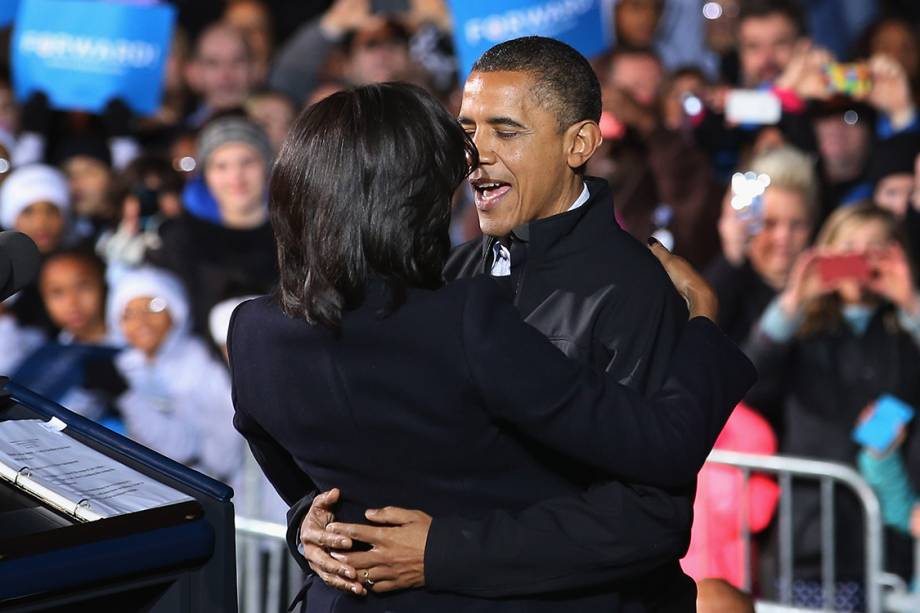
[{"left": 564, "top": 120, "right": 603, "bottom": 170}]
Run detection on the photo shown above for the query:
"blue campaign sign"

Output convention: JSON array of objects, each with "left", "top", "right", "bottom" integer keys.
[
  {"left": 447, "top": 0, "right": 613, "bottom": 82},
  {"left": 11, "top": 0, "right": 175, "bottom": 116}
]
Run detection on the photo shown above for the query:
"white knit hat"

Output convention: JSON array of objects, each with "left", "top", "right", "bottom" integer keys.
[
  {"left": 209, "top": 295, "right": 259, "bottom": 348},
  {"left": 0, "top": 164, "right": 70, "bottom": 230},
  {"left": 107, "top": 266, "right": 190, "bottom": 353}
]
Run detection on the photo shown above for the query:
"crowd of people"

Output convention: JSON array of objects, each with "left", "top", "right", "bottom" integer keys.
[{"left": 2, "top": 0, "right": 920, "bottom": 609}]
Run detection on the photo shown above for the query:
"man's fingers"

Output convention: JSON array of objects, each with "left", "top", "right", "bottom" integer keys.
[
  {"left": 303, "top": 526, "right": 352, "bottom": 549},
  {"left": 328, "top": 521, "right": 385, "bottom": 544},
  {"left": 314, "top": 568, "right": 366, "bottom": 596},
  {"left": 365, "top": 506, "right": 419, "bottom": 525},
  {"left": 330, "top": 549, "right": 385, "bottom": 570},
  {"left": 357, "top": 566, "right": 398, "bottom": 593},
  {"left": 304, "top": 544, "right": 357, "bottom": 579},
  {"left": 314, "top": 488, "right": 341, "bottom": 510},
  {"left": 370, "top": 580, "right": 400, "bottom": 593}
]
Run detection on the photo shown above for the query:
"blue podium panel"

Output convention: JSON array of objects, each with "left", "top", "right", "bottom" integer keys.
[{"left": 0, "top": 380, "right": 237, "bottom": 612}]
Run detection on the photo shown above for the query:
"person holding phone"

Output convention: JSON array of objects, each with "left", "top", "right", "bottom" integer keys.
[
  {"left": 744, "top": 204, "right": 920, "bottom": 610},
  {"left": 707, "top": 145, "right": 818, "bottom": 344},
  {"left": 269, "top": 0, "right": 419, "bottom": 106},
  {"left": 96, "top": 155, "right": 184, "bottom": 283}
]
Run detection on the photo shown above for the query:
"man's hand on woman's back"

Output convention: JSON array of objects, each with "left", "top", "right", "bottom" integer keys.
[
  {"left": 299, "top": 489, "right": 366, "bottom": 595},
  {"left": 299, "top": 488, "right": 432, "bottom": 595}
]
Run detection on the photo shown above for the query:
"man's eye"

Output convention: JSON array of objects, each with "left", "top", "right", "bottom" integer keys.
[{"left": 496, "top": 131, "right": 518, "bottom": 139}]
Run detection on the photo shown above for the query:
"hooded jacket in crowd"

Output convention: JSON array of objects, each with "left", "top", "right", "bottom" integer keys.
[{"left": 107, "top": 267, "right": 243, "bottom": 487}]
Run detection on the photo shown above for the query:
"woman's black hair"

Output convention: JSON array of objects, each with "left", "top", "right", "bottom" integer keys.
[{"left": 269, "top": 82, "right": 477, "bottom": 330}]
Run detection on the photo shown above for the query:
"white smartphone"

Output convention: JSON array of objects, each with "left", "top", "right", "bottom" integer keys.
[{"left": 725, "top": 90, "right": 781, "bottom": 125}]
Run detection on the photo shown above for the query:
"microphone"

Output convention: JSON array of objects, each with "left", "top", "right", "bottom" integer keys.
[{"left": 0, "top": 231, "right": 40, "bottom": 303}]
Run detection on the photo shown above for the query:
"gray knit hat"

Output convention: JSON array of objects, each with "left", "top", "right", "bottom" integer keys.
[{"left": 196, "top": 116, "right": 273, "bottom": 169}]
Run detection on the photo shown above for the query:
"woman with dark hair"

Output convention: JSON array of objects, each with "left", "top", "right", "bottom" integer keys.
[{"left": 229, "top": 82, "right": 755, "bottom": 612}]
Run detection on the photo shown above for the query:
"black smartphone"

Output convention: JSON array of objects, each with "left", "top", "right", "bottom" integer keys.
[
  {"left": 134, "top": 187, "right": 160, "bottom": 220},
  {"left": 371, "top": 0, "right": 409, "bottom": 14}
]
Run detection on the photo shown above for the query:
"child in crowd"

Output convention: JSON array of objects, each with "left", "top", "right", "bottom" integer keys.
[
  {"left": 0, "top": 164, "right": 73, "bottom": 333},
  {"left": 0, "top": 163, "right": 71, "bottom": 252},
  {"left": 108, "top": 266, "right": 243, "bottom": 485},
  {"left": 14, "top": 250, "right": 124, "bottom": 429},
  {"left": 745, "top": 204, "right": 920, "bottom": 609}
]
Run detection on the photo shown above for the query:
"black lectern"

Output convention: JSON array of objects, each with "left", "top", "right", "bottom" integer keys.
[{"left": 0, "top": 379, "right": 238, "bottom": 612}]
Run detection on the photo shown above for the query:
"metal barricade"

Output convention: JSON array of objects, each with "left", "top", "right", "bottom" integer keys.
[
  {"left": 235, "top": 515, "right": 300, "bottom": 613},
  {"left": 231, "top": 451, "right": 920, "bottom": 612},
  {"left": 706, "top": 450, "right": 920, "bottom": 613},
  {"left": 234, "top": 443, "right": 304, "bottom": 612}
]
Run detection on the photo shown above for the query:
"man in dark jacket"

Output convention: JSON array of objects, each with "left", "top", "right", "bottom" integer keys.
[{"left": 284, "top": 37, "right": 699, "bottom": 610}]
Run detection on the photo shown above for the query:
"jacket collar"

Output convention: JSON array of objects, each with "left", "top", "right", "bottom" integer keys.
[{"left": 479, "top": 176, "right": 615, "bottom": 267}]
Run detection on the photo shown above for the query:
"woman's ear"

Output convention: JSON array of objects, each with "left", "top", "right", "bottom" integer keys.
[{"left": 564, "top": 120, "right": 603, "bottom": 170}]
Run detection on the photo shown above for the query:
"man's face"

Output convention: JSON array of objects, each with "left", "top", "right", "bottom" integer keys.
[
  {"left": 205, "top": 143, "right": 266, "bottom": 217},
  {"left": 193, "top": 29, "right": 255, "bottom": 110},
  {"left": 224, "top": 0, "right": 273, "bottom": 67},
  {"left": 459, "top": 71, "right": 573, "bottom": 237},
  {"left": 347, "top": 29, "right": 410, "bottom": 86},
  {"left": 738, "top": 13, "right": 799, "bottom": 86},
  {"left": 814, "top": 115, "right": 870, "bottom": 184},
  {"left": 608, "top": 54, "right": 664, "bottom": 107}
]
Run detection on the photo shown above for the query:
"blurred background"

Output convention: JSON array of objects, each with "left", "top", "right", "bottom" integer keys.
[{"left": 3, "top": 1, "right": 920, "bottom": 611}]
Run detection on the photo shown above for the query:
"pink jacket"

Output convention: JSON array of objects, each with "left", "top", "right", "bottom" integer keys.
[{"left": 681, "top": 403, "right": 780, "bottom": 588}]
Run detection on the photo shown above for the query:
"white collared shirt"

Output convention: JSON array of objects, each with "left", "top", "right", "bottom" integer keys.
[{"left": 491, "top": 183, "right": 589, "bottom": 277}]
